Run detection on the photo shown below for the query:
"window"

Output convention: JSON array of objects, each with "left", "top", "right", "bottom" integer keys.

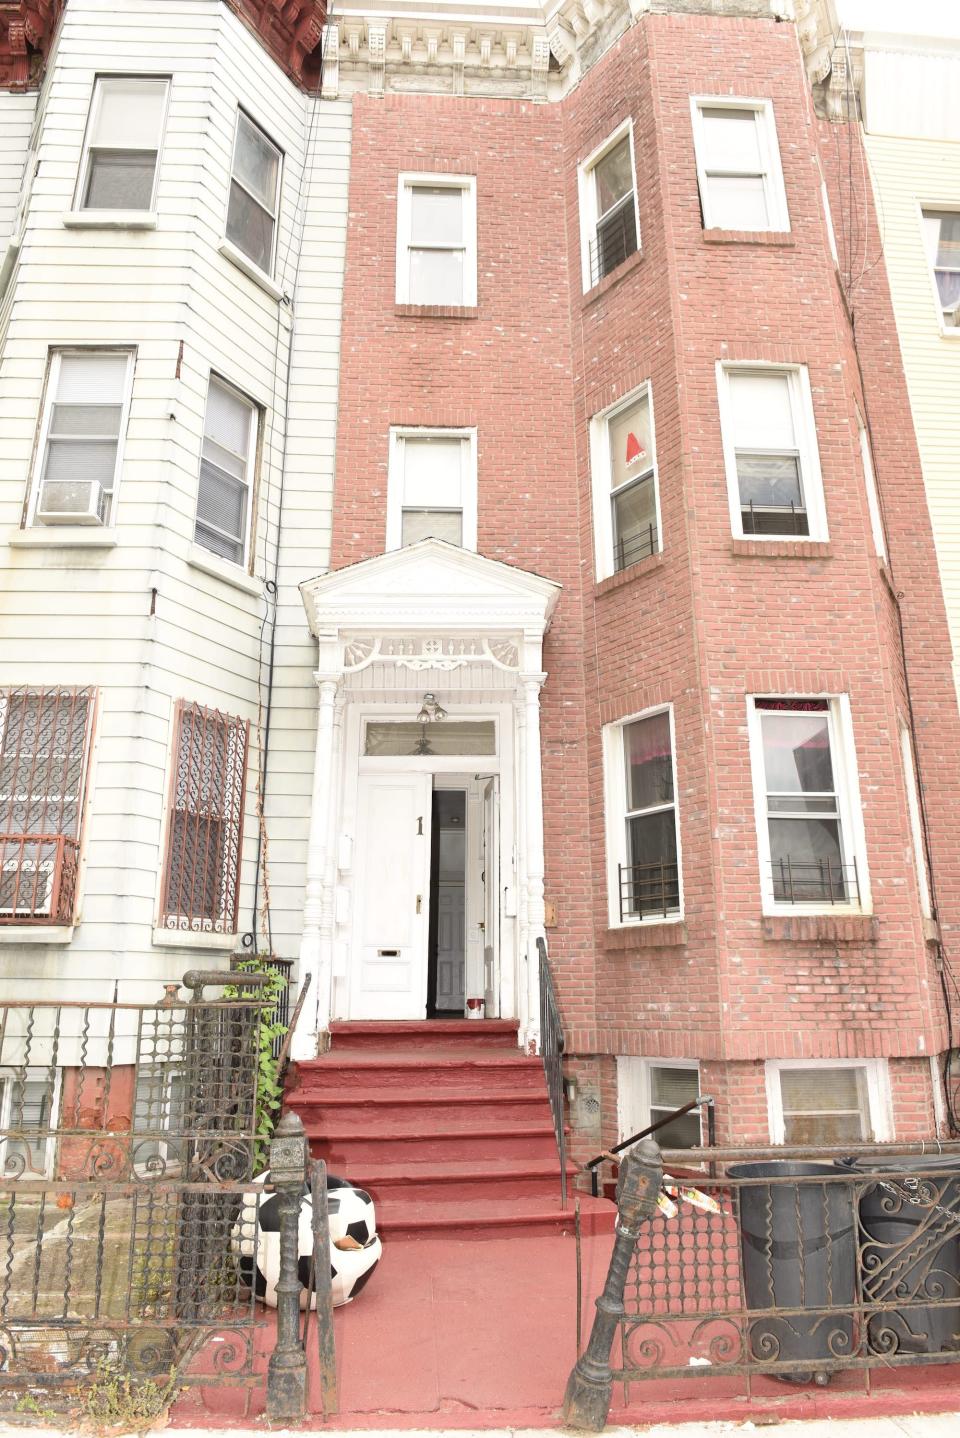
[
  {"left": 857, "top": 412, "right": 886, "bottom": 560},
  {"left": 749, "top": 697, "right": 868, "bottom": 910},
  {"left": 605, "top": 707, "right": 681, "bottom": 924},
  {"left": 159, "top": 701, "right": 249, "bottom": 936},
  {"left": 691, "top": 99, "right": 788, "bottom": 232},
  {"left": 396, "top": 176, "right": 477, "bottom": 306},
  {"left": 364, "top": 721, "right": 496, "bottom": 757},
  {"left": 76, "top": 76, "right": 168, "bottom": 211},
  {"left": 225, "top": 111, "right": 282, "bottom": 275},
  {"left": 618, "top": 1059, "right": 702, "bottom": 1149},
  {"left": 579, "top": 124, "right": 639, "bottom": 290},
  {"left": 922, "top": 209, "right": 960, "bottom": 328},
  {"left": 766, "top": 1061, "right": 890, "bottom": 1145},
  {"left": 0, "top": 687, "right": 93, "bottom": 925},
  {"left": 386, "top": 429, "right": 477, "bottom": 551},
  {"left": 0, "top": 1071, "right": 58, "bottom": 1177},
  {"left": 717, "top": 364, "right": 827, "bottom": 540},
  {"left": 591, "top": 385, "right": 660, "bottom": 579},
  {"left": 133, "top": 1065, "right": 186, "bottom": 1170},
  {"left": 900, "top": 725, "right": 931, "bottom": 918},
  {"left": 30, "top": 350, "right": 134, "bottom": 527},
  {"left": 194, "top": 376, "right": 258, "bottom": 567}
]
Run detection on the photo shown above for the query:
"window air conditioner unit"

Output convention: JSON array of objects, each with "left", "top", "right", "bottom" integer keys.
[
  {"left": 0, "top": 856, "right": 54, "bottom": 918},
  {"left": 37, "top": 480, "right": 106, "bottom": 526}
]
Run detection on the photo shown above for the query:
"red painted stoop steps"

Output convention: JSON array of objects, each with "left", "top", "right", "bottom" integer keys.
[{"left": 285, "top": 1019, "right": 614, "bottom": 1240}]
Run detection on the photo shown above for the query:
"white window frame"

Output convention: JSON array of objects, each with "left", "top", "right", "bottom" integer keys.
[
  {"left": 225, "top": 108, "right": 283, "bottom": 279},
  {"left": 133, "top": 1063, "right": 185, "bottom": 1173},
  {"left": 617, "top": 1057, "right": 702, "bottom": 1146},
  {"left": 27, "top": 347, "right": 136, "bottom": 528},
  {"left": 194, "top": 373, "right": 260, "bottom": 570},
  {"left": 856, "top": 410, "right": 887, "bottom": 561},
  {"left": 395, "top": 174, "right": 477, "bottom": 307},
  {"left": 386, "top": 426, "right": 478, "bottom": 552},
  {"left": 919, "top": 203, "right": 960, "bottom": 337},
  {"left": 716, "top": 362, "right": 829, "bottom": 543},
  {"left": 603, "top": 704, "right": 683, "bottom": 928},
  {"left": 765, "top": 1059, "right": 893, "bottom": 1146},
  {"left": 73, "top": 74, "right": 170, "bottom": 215},
  {"left": 900, "top": 724, "right": 931, "bottom": 919},
  {"left": 590, "top": 382, "right": 663, "bottom": 582},
  {"left": 577, "top": 120, "right": 640, "bottom": 294},
  {"left": 747, "top": 694, "right": 870, "bottom": 916},
  {"left": 0, "top": 1068, "right": 60, "bottom": 1179},
  {"left": 690, "top": 97, "right": 789, "bottom": 233}
]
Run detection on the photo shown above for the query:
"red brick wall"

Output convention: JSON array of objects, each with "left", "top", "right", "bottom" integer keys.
[{"left": 330, "top": 11, "right": 960, "bottom": 1144}]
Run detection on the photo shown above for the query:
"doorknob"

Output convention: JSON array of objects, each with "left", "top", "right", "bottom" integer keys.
[{"left": 416, "top": 894, "right": 422, "bottom": 914}]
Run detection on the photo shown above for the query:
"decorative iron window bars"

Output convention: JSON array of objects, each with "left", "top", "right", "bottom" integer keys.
[
  {"left": 771, "top": 856, "right": 860, "bottom": 906},
  {"left": 619, "top": 859, "right": 681, "bottom": 922},
  {"left": 0, "top": 687, "right": 93, "bottom": 925}
]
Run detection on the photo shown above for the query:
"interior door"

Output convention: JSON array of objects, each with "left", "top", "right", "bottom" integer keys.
[
  {"left": 349, "top": 773, "right": 432, "bottom": 1019},
  {"left": 435, "top": 884, "right": 466, "bottom": 1012},
  {"left": 482, "top": 778, "right": 500, "bottom": 1017}
]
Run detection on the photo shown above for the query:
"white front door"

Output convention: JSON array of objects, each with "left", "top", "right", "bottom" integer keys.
[{"left": 349, "top": 773, "right": 432, "bottom": 1019}]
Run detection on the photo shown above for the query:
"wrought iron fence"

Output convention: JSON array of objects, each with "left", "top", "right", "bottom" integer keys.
[
  {"left": 615, "top": 1142, "right": 960, "bottom": 1394},
  {"left": 618, "top": 859, "right": 680, "bottom": 921},
  {"left": 0, "top": 974, "right": 271, "bottom": 1393},
  {"left": 537, "top": 936, "right": 567, "bottom": 1207},
  {"left": 771, "top": 856, "right": 860, "bottom": 906}
]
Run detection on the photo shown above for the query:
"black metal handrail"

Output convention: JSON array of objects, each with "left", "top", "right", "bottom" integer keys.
[
  {"left": 771, "top": 855, "right": 860, "bottom": 905},
  {"left": 618, "top": 858, "right": 680, "bottom": 921},
  {"left": 583, "top": 1096, "right": 716, "bottom": 1197},
  {"left": 537, "top": 935, "right": 567, "bottom": 1207}
]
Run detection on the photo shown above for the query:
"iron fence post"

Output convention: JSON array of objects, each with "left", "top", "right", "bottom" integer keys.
[
  {"left": 266, "top": 1111, "right": 308, "bottom": 1423},
  {"left": 562, "top": 1138, "right": 663, "bottom": 1431}
]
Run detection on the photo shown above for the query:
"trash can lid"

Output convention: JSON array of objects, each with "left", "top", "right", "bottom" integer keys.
[{"left": 728, "top": 1161, "right": 843, "bottom": 1180}]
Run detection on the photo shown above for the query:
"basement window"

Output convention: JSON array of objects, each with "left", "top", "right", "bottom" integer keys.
[{"left": 766, "top": 1061, "right": 891, "bottom": 1145}]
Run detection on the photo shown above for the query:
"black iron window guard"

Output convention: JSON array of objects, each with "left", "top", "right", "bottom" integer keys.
[
  {"left": 771, "top": 856, "right": 860, "bottom": 906},
  {"left": 741, "top": 499, "right": 809, "bottom": 536},
  {"left": 618, "top": 859, "right": 680, "bottom": 922},
  {"left": 589, "top": 201, "right": 638, "bottom": 287},
  {"left": 614, "top": 521, "right": 658, "bottom": 573}
]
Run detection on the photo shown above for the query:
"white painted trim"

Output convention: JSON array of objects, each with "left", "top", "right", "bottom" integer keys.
[
  {"left": 8, "top": 528, "right": 118, "bottom": 549},
  {"left": 716, "top": 361, "right": 829, "bottom": 543},
  {"left": 589, "top": 380, "right": 662, "bottom": 581},
  {"left": 72, "top": 73, "right": 171, "bottom": 217},
  {"left": 187, "top": 544, "right": 264, "bottom": 599},
  {"left": 151, "top": 927, "right": 238, "bottom": 951},
  {"left": 747, "top": 694, "right": 871, "bottom": 916},
  {"left": 577, "top": 118, "right": 640, "bottom": 294},
  {"left": 385, "top": 427, "right": 478, "bottom": 552},
  {"left": 602, "top": 703, "right": 683, "bottom": 928},
  {"left": 765, "top": 1058, "right": 894, "bottom": 1145},
  {"left": 617, "top": 1056, "right": 701, "bottom": 1145},
  {"left": 917, "top": 200, "right": 960, "bottom": 336},
  {"left": 63, "top": 211, "right": 157, "bottom": 230},
  {"left": 900, "top": 724, "right": 931, "bottom": 918},
  {"left": 395, "top": 172, "right": 477, "bottom": 307},
  {"left": 217, "top": 239, "right": 285, "bottom": 301},
  {"left": 856, "top": 411, "right": 887, "bottom": 561},
  {"left": 690, "top": 96, "right": 790, "bottom": 233},
  {"left": 931, "top": 1054, "right": 948, "bottom": 1136},
  {"left": 194, "top": 372, "right": 260, "bottom": 571},
  {"left": 226, "top": 107, "right": 284, "bottom": 280},
  {"left": 0, "top": 926, "right": 74, "bottom": 945}
]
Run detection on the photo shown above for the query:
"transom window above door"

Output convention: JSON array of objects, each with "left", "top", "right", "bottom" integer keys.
[
  {"left": 396, "top": 176, "right": 477, "bottom": 307},
  {"left": 364, "top": 721, "right": 496, "bottom": 757},
  {"left": 387, "top": 429, "right": 477, "bottom": 551}
]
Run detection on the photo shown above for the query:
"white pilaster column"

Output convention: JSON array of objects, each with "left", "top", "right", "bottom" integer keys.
[
  {"left": 513, "top": 689, "right": 529, "bottom": 1042},
  {"left": 290, "top": 670, "right": 342, "bottom": 1060},
  {"left": 521, "top": 671, "right": 547, "bottom": 1053}
]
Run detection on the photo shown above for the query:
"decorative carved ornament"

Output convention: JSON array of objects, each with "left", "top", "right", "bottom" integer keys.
[
  {"left": 0, "top": 2, "right": 63, "bottom": 89},
  {"left": 227, "top": 0, "right": 326, "bottom": 85},
  {"left": 343, "top": 634, "right": 521, "bottom": 674}
]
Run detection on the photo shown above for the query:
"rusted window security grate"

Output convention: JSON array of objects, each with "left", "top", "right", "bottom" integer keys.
[
  {"left": 771, "top": 856, "right": 860, "bottom": 905},
  {"left": 159, "top": 700, "right": 249, "bottom": 935},
  {"left": 0, "top": 687, "right": 93, "bottom": 924},
  {"left": 619, "top": 859, "right": 681, "bottom": 921}
]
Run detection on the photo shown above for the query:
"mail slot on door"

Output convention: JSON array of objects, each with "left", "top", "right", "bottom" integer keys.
[{"left": 378, "top": 949, "right": 400, "bottom": 957}]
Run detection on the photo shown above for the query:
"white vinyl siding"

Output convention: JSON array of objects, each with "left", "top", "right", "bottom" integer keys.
[
  {"left": 766, "top": 1060, "right": 892, "bottom": 1145},
  {"left": 395, "top": 175, "right": 477, "bottom": 306},
  {"left": 75, "top": 76, "right": 169, "bottom": 212},
  {"left": 578, "top": 122, "right": 639, "bottom": 292},
  {"left": 717, "top": 364, "right": 828, "bottom": 541},
  {"left": 691, "top": 99, "right": 789, "bottom": 232},
  {"left": 590, "top": 384, "right": 661, "bottom": 580},
  {"left": 194, "top": 377, "right": 258, "bottom": 567},
  {"left": 387, "top": 429, "right": 477, "bottom": 551},
  {"left": 29, "top": 349, "right": 134, "bottom": 526},
  {"left": 604, "top": 706, "right": 682, "bottom": 926},
  {"left": 225, "top": 110, "right": 282, "bottom": 277}
]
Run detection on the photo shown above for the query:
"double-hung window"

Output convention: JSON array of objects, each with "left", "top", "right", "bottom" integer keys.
[
  {"left": 691, "top": 99, "right": 788, "bottom": 232},
  {"left": 766, "top": 1061, "right": 890, "bottom": 1145},
  {"left": 75, "top": 76, "right": 169, "bottom": 212},
  {"left": 0, "top": 687, "right": 94, "bottom": 926},
  {"left": 921, "top": 209, "right": 960, "bottom": 328},
  {"left": 579, "top": 125, "right": 639, "bottom": 290},
  {"left": 30, "top": 350, "right": 134, "bottom": 527},
  {"left": 591, "top": 386, "right": 660, "bottom": 578},
  {"left": 605, "top": 708, "right": 681, "bottom": 924},
  {"left": 226, "top": 111, "right": 282, "bottom": 276},
  {"left": 717, "top": 364, "right": 827, "bottom": 540},
  {"left": 618, "top": 1059, "right": 702, "bottom": 1149},
  {"left": 0, "top": 1070, "right": 58, "bottom": 1178},
  {"left": 749, "top": 697, "right": 867, "bottom": 910},
  {"left": 194, "top": 376, "right": 258, "bottom": 567},
  {"left": 387, "top": 429, "right": 477, "bottom": 550},
  {"left": 159, "top": 701, "right": 249, "bottom": 936},
  {"left": 396, "top": 176, "right": 477, "bottom": 306}
]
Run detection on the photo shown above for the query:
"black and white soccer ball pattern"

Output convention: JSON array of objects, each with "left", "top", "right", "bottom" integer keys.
[{"left": 233, "top": 1173, "right": 381, "bottom": 1309}]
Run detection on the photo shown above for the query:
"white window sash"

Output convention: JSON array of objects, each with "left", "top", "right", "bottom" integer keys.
[
  {"left": 617, "top": 1057, "right": 701, "bottom": 1145},
  {"left": 716, "top": 362, "right": 828, "bottom": 542},
  {"left": 690, "top": 97, "right": 789, "bottom": 233},
  {"left": 395, "top": 175, "right": 477, "bottom": 306},
  {"left": 590, "top": 382, "right": 662, "bottom": 580},
  {"left": 386, "top": 427, "right": 477, "bottom": 551},
  {"left": 919, "top": 204, "right": 960, "bottom": 332},
  {"left": 225, "top": 110, "right": 283, "bottom": 276},
  {"left": 28, "top": 349, "right": 135, "bottom": 527},
  {"left": 577, "top": 120, "right": 640, "bottom": 293},
  {"left": 765, "top": 1059, "right": 892, "bottom": 1145},
  {"left": 603, "top": 704, "right": 683, "bottom": 927},
  {"left": 74, "top": 76, "right": 170, "bottom": 213},
  {"left": 747, "top": 694, "right": 870, "bottom": 915},
  {"left": 195, "top": 376, "right": 258, "bottom": 567}
]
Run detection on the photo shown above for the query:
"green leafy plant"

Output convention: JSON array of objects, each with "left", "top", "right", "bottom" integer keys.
[
  {"left": 76, "top": 1363, "right": 179, "bottom": 1434},
  {"left": 224, "top": 956, "right": 289, "bottom": 1170}
]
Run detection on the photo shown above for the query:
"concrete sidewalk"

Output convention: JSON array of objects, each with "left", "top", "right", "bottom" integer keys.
[{"left": 10, "top": 1419, "right": 960, "bottom": 1438}]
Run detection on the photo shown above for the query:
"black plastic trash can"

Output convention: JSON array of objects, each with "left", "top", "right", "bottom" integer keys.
[
  {"left": 729, "top": 1161, "right": 856, "bottom": 1383},
  {"left": 840, "top": 1154, "right": 960, "bottom": 1356}
]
